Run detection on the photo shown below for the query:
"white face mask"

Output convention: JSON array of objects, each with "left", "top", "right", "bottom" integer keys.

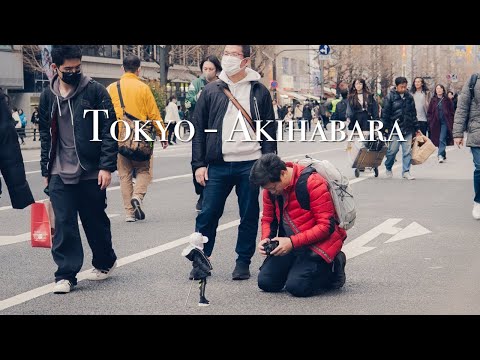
[{"left": 221, "top": 55, "right": 245, "bottom": 76}]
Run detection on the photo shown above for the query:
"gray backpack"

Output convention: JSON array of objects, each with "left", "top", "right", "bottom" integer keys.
[{"left": 296, "top": 155, "right": 356, "bottom": 230}]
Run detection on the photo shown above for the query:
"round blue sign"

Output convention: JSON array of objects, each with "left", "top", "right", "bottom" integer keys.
[{"left": 319, "top": 45, "right": 331, "bottom": 55}]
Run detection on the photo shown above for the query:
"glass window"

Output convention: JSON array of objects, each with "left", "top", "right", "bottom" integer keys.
[
  {"left": 291, "top": 59, "right": 297, "bottom": 75},
  {"left": 123, "top": 45, "right": 138, "bottom": 58},
  {"left": 81, "top": 45, "right": 120, "bottom": 59},
  {"left": 0, "top": 45, "right": 13, "bottom": 51},
  {"left": 142, "top": 45, "right": 154, "bottom": 62},
  {"left": 282, "top": 57, "right": 289, "bottom": 75}
]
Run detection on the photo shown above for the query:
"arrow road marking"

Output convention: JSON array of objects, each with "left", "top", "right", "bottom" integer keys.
[
  {"left": 384, "top": 222, "right": 431, "bottom": 243},
  {"left": 343, "top": 219, "right": 432, "bottom": 260},
  {"left": 343, "top": 218, "right": 402, "bottom": 259}
]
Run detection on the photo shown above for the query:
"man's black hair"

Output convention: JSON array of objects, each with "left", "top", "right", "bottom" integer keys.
[
  {"left": 199, "top": 55, "right": 222, "bottom": 72},
  {"left": 249, "top": 154, "right": 287, "bottom": 187},
  {"left": 232, "top": 45, "right": 251, "bottom": 58},
  {"left": 123, "top": 54, "right": 141, "bottom": 73},
  {"left": 395, "top": 76, "right": 408, "bottom": 86},
  {"left": 51, "top": 45, "right": 82, "bottom": 67}
]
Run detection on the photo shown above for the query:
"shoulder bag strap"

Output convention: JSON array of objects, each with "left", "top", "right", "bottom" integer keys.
[
  {"left": 221, "top": 87, "right": 255, "bottom": 132},
  {"left": 116, "top": 81, "right": 126, "bottom": 115}
]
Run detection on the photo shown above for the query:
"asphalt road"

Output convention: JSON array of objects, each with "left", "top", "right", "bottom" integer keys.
[{"left": 1, "top": 130, "right": 479, "bottom": 314}]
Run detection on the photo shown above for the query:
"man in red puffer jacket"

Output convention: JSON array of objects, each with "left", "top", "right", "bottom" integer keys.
[{"left": 249, "top": 153, "right": 347, "bottom": 297}]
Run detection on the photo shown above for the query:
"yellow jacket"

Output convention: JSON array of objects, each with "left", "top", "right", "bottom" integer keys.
[{"left": 107, "top": 72, "right": 164, "bottom": 137}]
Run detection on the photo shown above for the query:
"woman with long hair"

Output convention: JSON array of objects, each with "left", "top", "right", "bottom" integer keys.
[
  {"left": 410, "top": 77, "right": 430, "bottom": 137},
  {"left": 427, "top": 84, "right": 455, "bottom": 163},
  {"left": 346, "top": 78, "right": 379, "bottom": 131}
]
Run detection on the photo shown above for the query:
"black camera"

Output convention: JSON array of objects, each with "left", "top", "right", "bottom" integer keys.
[{"left": 263, "top": 240, "right": 279, "bottom": 256}]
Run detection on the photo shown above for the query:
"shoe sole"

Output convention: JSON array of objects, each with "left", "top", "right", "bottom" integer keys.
[
  {"left": 87, "top": 261, "right": 117, "bottom": 281},
  {"left": 131, "top": 199, "right": 145, "bottom": 220},
  {"left": 232, "top": 274, "right": 250, "bottom": 280},
  {"left": 53, "top": 289, "right": 71, "bottom": 294}
]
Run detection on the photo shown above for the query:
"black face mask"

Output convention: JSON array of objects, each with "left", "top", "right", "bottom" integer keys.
[{"left": 59, "top": 70, "right": 82, "bottom": 86}]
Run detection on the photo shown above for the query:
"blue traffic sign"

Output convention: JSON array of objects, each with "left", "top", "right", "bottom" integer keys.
[{"left": 319, "top": 45, "right": 331, "bottom": 55}]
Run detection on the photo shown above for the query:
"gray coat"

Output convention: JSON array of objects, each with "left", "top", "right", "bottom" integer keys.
[{"left": 453, "top": 75, "right": 480, "bottom": 147}]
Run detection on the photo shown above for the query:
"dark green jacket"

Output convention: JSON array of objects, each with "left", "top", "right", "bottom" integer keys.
[{"left": 185, "top": 76, "right": 208, "bottom": 113}]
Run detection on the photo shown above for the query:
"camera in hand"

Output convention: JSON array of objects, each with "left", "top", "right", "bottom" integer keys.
[{"left": 263, "top": 240, "right": 279, "bottom": 256}]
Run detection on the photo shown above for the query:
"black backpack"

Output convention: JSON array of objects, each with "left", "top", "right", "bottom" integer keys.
[{"left": 332, "top": 99, "right": 347, "bottom": 121}]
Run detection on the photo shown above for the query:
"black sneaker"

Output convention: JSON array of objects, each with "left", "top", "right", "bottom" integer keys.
[
  {"left": 131, "top": 197, "right": 145, "bottom": 220},
  {"left": 232, "top": 262, "right": 250, "bottom": 280},
  {"left": 195, "top": 194, "right": 203, "bottom": 212},
  {"left": 330, "top": 251, "right": 346, "bottom": 289}
]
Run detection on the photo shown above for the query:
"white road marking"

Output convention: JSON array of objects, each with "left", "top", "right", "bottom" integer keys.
[
  {"left": 0, "top": 214, "right": 120, "bottom": 247},
  {"left": 0, "top": 219, "right": 240, "bottom": 312},
  {"left": 384, "top": 222, "right": 431, "bottom": 243},
  {"left": 344, "top": 219, "right": 432, "bottom": 259},
  {"left": 1, "top": 147, "right": 345, "bottom": 212},
  {"left": 343, "top": 219, "right": 403, "bottom": 259}
]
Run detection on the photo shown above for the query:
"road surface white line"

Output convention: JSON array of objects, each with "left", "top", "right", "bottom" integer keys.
[{"left": 0, "top": 219, "right": 240, "bottom": 312}]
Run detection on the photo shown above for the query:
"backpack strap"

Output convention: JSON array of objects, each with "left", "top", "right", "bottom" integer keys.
[
  {"left": 469, "top": 73, "right": 478, "bottom": 102},
  {"left": 295, "top": 166, "right": 316, "bottom": 211}
]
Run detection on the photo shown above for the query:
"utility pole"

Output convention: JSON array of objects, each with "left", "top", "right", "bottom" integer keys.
[
  {"left": 158, "top": 45, "right": 167, "bottom": 86},
  {"left": 318, "top": 58, "right": 324, "bottom": 99}
]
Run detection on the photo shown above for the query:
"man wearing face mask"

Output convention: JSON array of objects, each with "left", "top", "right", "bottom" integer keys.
[
  {"left": 39, "top": 45, "right": 119, "bottom": 294},
  {"left": 191, "top": 45, "right": 276, "bottom": 280},
  {"left": 186, "top": 55, "right": 222, "bottom": 212}
]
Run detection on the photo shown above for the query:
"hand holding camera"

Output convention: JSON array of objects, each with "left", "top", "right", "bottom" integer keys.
[{"left": 263, "top": 239, "right": 279, "bottom": 256}]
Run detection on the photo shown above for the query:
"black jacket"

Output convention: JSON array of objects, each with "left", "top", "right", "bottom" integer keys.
[
  {"left": 381, "top": 89, "right": 419, "bottom": 135},
  {"left": 347, "top": 94, "right": 379, "bottom": 130},
  {"left": 191, "top": 79, "right": 276, "bottom": 172},
  {"left": 0, "top": 89, "right": 35, "bottom": 209},
  {"left": 39, "top": 79, "right": 118, "bottom": 178}
]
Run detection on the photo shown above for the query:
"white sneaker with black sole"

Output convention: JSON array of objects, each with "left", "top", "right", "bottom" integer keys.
[
  {"left": 403, "top": 172, "right": 415, "bottom": 180},
  {"left": 131, "top": 197, "right": 145, "bottom": 220},
  {"left": 473, "top": 202, "right": 480, "bottom": 220},
  {"left": 85, "top": 261, "right": 117, "bottom": 281},
  {"left": 53, "top": 279, "right": 74, "bottom": 294}
]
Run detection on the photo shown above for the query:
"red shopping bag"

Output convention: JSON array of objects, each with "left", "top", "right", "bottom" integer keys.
[{"left": 31, "top": 202, "right": 53, "bottom": 248}]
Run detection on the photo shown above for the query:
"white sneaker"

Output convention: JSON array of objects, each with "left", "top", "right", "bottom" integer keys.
[
  {"left": 53, "top": 279, "right": 74, "bottom": 294},
  {"left": 403, "top": 172, "right": 415, "bottom": 180},
  {"left": 438, "top": 156, "right": 444, "bottom": 163},
  {"left": 85, "top": 261, "right": 117, "bottom": 281},
  {"left": 386, "top": 170, "right": 393, "bottom": 178},
  {"left": 125, "top": 216, "right": 136, "bottom": 222},
  {"left": 473, "top": 202, "right": 480, "bottom": 220}
]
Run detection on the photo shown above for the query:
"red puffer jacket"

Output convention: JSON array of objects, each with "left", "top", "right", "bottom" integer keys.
[{"left": 261, "top": 162, "right": 347, "bottom": 263}]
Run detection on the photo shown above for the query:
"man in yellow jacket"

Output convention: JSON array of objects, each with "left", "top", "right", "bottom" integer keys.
[{"left": 107, "top": 54, "right": 167, "bottom": 222}]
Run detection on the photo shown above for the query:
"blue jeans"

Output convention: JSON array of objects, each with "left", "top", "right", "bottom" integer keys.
[
  {"left": 438, "top": 121, "right": 448, "bottom": 158},
  {"left": 195, "top": 161, "right": 260, "bottom": 264},
  {"left": 472, "top": 147, "right": 480, "bottom": 203},
  {"left": 385, "top": 133, "right": 413, "bottom": 175}
]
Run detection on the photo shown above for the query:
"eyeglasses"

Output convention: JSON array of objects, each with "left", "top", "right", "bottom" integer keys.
[
  {"left": 60, "top": 65, "right": 82, "bottom": 73},
  {"left": 223, "top": 51, "right": 244, "bottom": 59}
]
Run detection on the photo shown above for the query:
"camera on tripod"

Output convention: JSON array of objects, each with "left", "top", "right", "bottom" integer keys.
[{"left": 263, "top": 239, "right": 279, "bottom": 256}]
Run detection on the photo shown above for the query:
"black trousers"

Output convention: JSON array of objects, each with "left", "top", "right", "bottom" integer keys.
[
  {"left": 418, "top": 121, "right": 429, "bottom": 138},
  {"left": 258, "top": 248, "right": 334, "bottom": 297},
  {"left": 49, "top": 175, "right": 117, "bottom": 285}
]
